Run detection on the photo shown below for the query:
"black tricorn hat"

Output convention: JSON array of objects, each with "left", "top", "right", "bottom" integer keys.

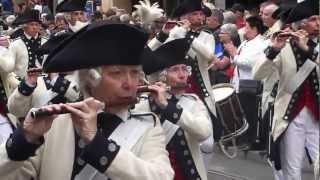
[
  {"left": 142, "top": 38, "right": 191, "bottom": 75},
  {"left": 172, "top": 0, "right": 211, "bottom": 18},
  {"left": 272, "top": 4, "right": 295, "bottom": 21},
  {"left": 13, "top": 9, "right": 41, "bottom": 25},
  {"left": 284, "top": 0, "right": 319, "bottom": 24},
  {"left": 56, "top": 0, "right": 87, "bottom": 13},
  {"left": 43, "top": 22, "right": 149, "bottom": 73},
  {"left": 37, "top": 31, "right": 73, "bottom": 55}
]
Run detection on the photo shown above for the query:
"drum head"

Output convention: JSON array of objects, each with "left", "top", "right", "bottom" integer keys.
[{"left": 212, "top": 84, "right": 235, "bottom": 102}]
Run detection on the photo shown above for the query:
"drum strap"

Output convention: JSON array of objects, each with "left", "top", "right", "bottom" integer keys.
[
  {"left": 203, "top": 102, "right": 223, "bottom": 141},
  {"left": 285, "top": 59, "right": 316, "bottom": 94},
  {"left": 74, "top": 113, "right": 153, "bottom": 180},
  {"left": 270, "top": 81, "right": 279, "bottom": 98}
]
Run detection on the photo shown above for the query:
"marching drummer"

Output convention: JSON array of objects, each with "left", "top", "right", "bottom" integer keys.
[{"left": 135, "top": 38, "right": 212, "bottom": 180}]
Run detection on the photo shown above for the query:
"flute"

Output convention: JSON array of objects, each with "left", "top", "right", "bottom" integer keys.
[
  {"left": 272, "top": 30, "right": 295, "bottom": 39},
  {"left": 30, "top": 97, "right": 138, "bottom": 118},
  {"left": 31, "top": 109, "right": 69, "bottom": 118},
  {"left": 27, "top": 68, "right": 46, "bottom": 76},
  {"left": 137, "top": 85, "right": 171, "bottom": 93},
  {"left": 137, "top": 83, "right": 189, "bottom": 93}
]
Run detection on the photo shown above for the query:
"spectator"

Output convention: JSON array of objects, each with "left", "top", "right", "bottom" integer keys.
[
  {"left": 226, "top": 16, "right": 267, "bottom": 148},
  {"left": 231, "top": 3, "right": 246, "bottom": 29}
]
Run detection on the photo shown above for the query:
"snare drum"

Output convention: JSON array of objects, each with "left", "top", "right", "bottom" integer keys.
[{"left": 212, "top": 83, "right": 248, "bottom": 158}]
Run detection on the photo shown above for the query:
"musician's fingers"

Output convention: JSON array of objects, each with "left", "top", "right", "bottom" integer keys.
[
  {"left": 147, "top": 85, "right": 160, "bottom": 92},
  {"left": 154, "top": 81, "right": 167, "bottom": 88},
  {"left": 290, "top": 31, "right": 300, "bottom": 38},
  {"left": 83, "top": 98, "right": 104, "bottom": 111},
  {"left": 86, "top": 98, "right": 105, "bottom": 111},
  {"left": 62, "top": 104, "right": 86, "bottom": 118},
  {"left": 150, "top": 84, "right": 167, "bottom": 92},
  {"left": 292, "top": 30, "right": 308, "bottom": 39},
  {"left": 39, "top": 104, "right": 63, "bottom": 114},
  {"left": 65, "top": 100, "right": 90, "bottom": 113}
]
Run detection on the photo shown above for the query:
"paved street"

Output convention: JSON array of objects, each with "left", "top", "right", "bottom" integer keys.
[{"left": 204, "top": 146, "right": 313, "bottom": 180}]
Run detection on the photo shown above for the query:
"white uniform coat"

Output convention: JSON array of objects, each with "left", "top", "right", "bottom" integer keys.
[
  {"left": 0, "top": 112, "right": 174, "bottom": 180},
  {"left": 0, "top": 34, "right": 47, "bottom": 78},
  {"left": 134, "top": 93, "right": 212, "bottom": 180},
  {"left": 252, "top": 42, "right": 320, "bottom": 141}
]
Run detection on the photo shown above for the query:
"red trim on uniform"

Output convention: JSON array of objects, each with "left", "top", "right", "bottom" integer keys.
[
  {"left": 292, "top": 80, "right": 319, "bottom": 121},
  {"left": 0, "top": 102, "right": 6, "bottom": 115},
  {"left": 186, "top": 74, "right": 202, "bottom": 98},
  {"left": 167, "top": 145, "right": 186, "bottom": 180}
]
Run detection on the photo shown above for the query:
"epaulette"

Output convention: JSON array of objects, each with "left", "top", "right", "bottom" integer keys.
[
  {"left": 11, "top": 37, "right": 21, "bottom": 42},
  {"left": 130, "top": 112, "right": 157, "bottom": 126},
  {"left": 201, "top": 29, "right": 212, "bottom": 35}
]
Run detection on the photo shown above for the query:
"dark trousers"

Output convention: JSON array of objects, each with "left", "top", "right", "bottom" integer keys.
[{"left": 237, "top": 92, "right": 260, "bottom": 146}]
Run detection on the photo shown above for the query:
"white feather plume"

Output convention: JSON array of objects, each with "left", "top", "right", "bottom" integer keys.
[
  {"left": 203, "top": 2, "right": 215, "bottom": 10},
  {"left": 133, "top": 0, "right": 164, "bottom": 25}
]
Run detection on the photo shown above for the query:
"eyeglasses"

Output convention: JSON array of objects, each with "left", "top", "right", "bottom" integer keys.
[
  {"left": 167, "top": 65, "right": 192, "bottom": 75},
  {"left": 71, "top": 11, "right": 84, "bottom": 16}
]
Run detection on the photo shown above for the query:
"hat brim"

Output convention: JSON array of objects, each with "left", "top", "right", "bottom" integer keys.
[
  {"left": 284, "top": 0, "right": 319, "bottom": 24},
  {"left": 43, "top": 22, "right": 149, "bottom": 73},
  {"left": 143, "top": 38, "right": 191, "bottom": 75}
]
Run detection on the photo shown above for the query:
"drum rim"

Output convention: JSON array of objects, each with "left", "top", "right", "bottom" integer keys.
[
  {"left": 212, "top": 83, "right": 235, "bottom": 90},
  {"left": 212, "top": 83, "right": 236, "bottom": 102}
]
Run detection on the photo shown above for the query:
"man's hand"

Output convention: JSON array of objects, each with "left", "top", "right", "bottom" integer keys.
[
  {"left": 62, "top": 98, "right": 104, "bottom": 144},
  {"left": 147, "top": 82, "right": 168, "bottom": 109},
  {"left": 208, "top": 55, "right": 219, "bottom": 70},
  {"left": 271, "top": 29, "right": 292, "bottom": 51},
  {"left": 24, "top": 105, "right": 61, "bottom": 143},
  {"left": 25, "top": 67, "right": 43, "bottom": 87},
  {"left": 291, "top": 30, "right": 310, "bottom": 52},
  {"left": 0, "top": 36, "right": 9, "bottom": 48},
  {"left": 178, "top": 19, "right": 191, "bottom": 31},
  {"left": 224, "top": 42, "right": 237, "bottom": 58}
]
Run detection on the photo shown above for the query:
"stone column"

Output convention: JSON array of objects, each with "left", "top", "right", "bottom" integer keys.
[{"left": 101, "top": 0, "right": 132, "bottom": 13}]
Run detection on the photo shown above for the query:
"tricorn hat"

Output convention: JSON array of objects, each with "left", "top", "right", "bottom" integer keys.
[
  {"left": 272, "top": 5, "right": 293, "bottom": 22},
  {"left": 142, "top": 38, "right": 191, "bottom": 75},
  {"left": 284, "top": 0, "right": 319, "bottom": 24},
  {"left": 56, "top": 0, "right": 87, "bottom": 13},
  {"left": 37, "top": 31, "right": 73, "bottom": 55},
  {"left": 43, "top": 22, "right": 149, "bottom": 73},
  {"left": 172, "top": 0, "right": 211, "bottom": 18},
  {"left": 13, "top": 9, "right": 41, "bottom": 25}
]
